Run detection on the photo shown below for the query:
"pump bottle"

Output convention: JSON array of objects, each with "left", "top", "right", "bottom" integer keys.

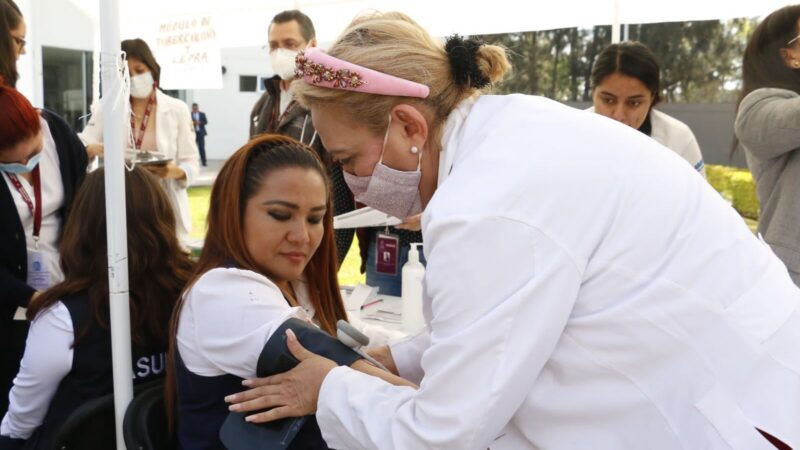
[{"left": 402, "top": 243, "right": 425, "bottom": 331}]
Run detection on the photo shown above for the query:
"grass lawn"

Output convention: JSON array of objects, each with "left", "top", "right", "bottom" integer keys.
[{"left": 188, "top": 186, "right": 366, "bottom": 286}]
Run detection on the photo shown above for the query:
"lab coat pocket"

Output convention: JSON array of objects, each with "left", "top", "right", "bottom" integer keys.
[{"left": 695, "top": 385, "right": 774, "bottom": 450}]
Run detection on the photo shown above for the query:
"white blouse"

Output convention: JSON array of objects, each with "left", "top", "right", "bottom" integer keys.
[{"left": 2, "top": 117, "right": 65, "bottom": 287}]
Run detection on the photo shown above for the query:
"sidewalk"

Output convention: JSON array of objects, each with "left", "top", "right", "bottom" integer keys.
[{"left": 194, "top": 159, "right": 225, "bottom": 187}]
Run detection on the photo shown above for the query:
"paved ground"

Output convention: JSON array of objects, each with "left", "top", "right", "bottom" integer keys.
[{"left": 195, "top": 159, "right": 225, "bottom": 187}]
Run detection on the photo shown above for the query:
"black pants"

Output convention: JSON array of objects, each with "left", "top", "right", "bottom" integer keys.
[{"left": 196, "top": 134, "right": 206, "bottom": 166}]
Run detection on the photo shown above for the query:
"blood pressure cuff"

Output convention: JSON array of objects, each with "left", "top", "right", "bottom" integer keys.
[{"left": 219, "top": 318, "right": 363, "bottom": 450}]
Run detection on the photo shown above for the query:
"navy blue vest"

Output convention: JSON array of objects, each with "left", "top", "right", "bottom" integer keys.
[
  {"left": 174, "top": 350, "right": 331, "bottom": 450},
  {"left": 22, "top": 292, "right": 166, "bottom": 450}
]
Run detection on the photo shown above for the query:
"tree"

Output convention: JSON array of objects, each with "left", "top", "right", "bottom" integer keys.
[{"left": 476, "top": 18, "right": 755, "bottom": 103}]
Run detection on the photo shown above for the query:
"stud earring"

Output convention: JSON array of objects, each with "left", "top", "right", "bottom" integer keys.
[{"left": 410, "top": 146, "right": 419, "bottom": 154}]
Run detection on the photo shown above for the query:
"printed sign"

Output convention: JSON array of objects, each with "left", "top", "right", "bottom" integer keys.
[{"left": 154, "top": 15, "right": 222, "bottom": 89}]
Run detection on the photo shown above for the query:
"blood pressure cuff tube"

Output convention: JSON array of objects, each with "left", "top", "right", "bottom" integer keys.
[{"left": 219, "top": 318, "right": 363, "bottom": 450}]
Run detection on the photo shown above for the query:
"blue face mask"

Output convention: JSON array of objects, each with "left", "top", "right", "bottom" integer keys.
[{"left": 0, "top": 152, "right": 42, "bottom": 174}]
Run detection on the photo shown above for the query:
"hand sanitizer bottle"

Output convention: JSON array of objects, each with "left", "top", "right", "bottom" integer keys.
[{"left": 402, "top": 243, "right": 425, "bottom": 332}]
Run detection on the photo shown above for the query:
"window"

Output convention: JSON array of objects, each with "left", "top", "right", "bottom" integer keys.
[{"left": 239, "top": 75, "right": 257, "bottom": 92}]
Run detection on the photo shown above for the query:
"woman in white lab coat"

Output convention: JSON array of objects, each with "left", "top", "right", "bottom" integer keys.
[
  {"left": 79, "top": 39, "right": 199, "bottom": 245},
  {"left": 589, "top": 41, "right": 706, "bottom": 175},
  {"left": 225, "top": 12, "right": 800, "bottom": 450}
]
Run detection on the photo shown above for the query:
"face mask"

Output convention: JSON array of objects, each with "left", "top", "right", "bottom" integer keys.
[
  {"left": 0, "top": 152, "right": 42, "bottom": 174},
  {"left": 270, "top": 48, "right": 301, "bottom": 80},
  {"left": 342, "top": 116, "right": 423, "bottom": 219},
  {"left": 130, "top": 72, "right": 154, "bottom": 98}
]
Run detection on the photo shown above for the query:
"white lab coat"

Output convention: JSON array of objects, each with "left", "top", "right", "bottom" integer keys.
[
  {"left": 587, "top": 106, "right": 705, "bottom": 175},
  {"left": 315, "top": 94, "right": 800, "bottom": 450},
  {"left": 79, "top": 90, "right": 200, "bottom": 244}
]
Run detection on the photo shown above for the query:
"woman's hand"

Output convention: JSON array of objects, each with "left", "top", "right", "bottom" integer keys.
[
  {"left": 366, "top": 345, "right": 399, "bottom": 375},
  {"left": 86, "top": 143, "right": 104, "bottom": 158},
  {"left": 395, "top": 213, "right": 422, "bottom": 231},
  {"left": 224, "top": 329, "right": 336, "bottom": 423},
  {"left": 144, "top": 161, "right": 186, "bottom": 180}
]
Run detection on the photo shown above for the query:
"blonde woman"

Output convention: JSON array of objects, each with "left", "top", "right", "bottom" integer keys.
[{"left": 227, "top": 12, "right": 800, "bottom": 450}]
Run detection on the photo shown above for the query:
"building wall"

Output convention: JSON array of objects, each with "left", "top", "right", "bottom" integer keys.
[
  {"left": 16, "top": 0, "right": 96, "bottom": 106},
  {"left": 567, "top": 102, "right": 746, "bottom": 168},
  {"left": 186, "top": 47, "right": 270, "bottom": 161}
]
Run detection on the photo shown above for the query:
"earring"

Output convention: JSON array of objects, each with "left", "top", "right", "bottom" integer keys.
[
  {"left": 410, "top": 146, "right": 419, "bottom": 154},
  {"left": 794, "top": 61, "right": 800, "bottom": 68}
]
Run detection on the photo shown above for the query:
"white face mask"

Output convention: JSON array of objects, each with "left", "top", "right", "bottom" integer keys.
[
  {"left": 130, "top": 72, "right": 154, "bottom": 99},
  {"left": 270, "top": 48, "right": 301, "bottom": 80}
]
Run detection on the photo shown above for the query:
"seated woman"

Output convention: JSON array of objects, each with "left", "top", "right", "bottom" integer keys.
[
  {"left": 171, "top": 134, "right": 411, "bottom": 450},
  {"left": 0, "top": 166, "right": 194, "bottom": 449},
  {"left": 589, "top": 41, "right": 706, "bottom": 176}
]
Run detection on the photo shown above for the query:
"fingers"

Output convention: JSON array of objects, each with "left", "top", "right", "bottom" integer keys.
[
  {"left": 228, "top": 392, "right": 286, "bottom": 413},
  {"left": 245, "top": 405, "right": 298, "bottom": 424},
  {"left": 285, "top": 329, "right": 314, "bottom": 361},
  {"left": 224, "top": 377, "right": 284, "bottom": 404}
]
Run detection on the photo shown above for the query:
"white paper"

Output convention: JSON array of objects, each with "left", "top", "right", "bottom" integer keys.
[
  {"left": 334, "top": 207, "right": 402, "bottom": 230},
  {"left": 343, "top": 284, "right": 378, "bottom": 311}
]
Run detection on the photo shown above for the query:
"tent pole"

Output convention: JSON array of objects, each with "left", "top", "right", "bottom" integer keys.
[
  {"left": 612, "top": 0, "right": 621, "bottom": 43},
  {"left": 99, "top": 0, "right": 133, "bottom": 447}
]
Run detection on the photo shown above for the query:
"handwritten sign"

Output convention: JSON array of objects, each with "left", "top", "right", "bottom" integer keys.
[{"left": 154, "top": 15, "right": 222, "bottom": 89}]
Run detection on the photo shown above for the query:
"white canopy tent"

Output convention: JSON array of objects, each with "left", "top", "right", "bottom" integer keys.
[{"left": 87, "top": 0, "right": 793, "bottom": 447}]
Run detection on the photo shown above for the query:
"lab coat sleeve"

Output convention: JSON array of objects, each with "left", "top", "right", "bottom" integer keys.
[
  {"left": 173, "top": 102, "right": 200, "bottom": 188},
  {"left": 387, "top": 328, "right": 430, "bottom": 384},
  {"left": 681, "top": 132, "right": 705, "bottom": 177},
  {"left": 1, "top": 303, "right": 73, "bottom": 440},
  {"left": 316, "top": 215, "right": 582, "bottom": 450},
  {"left": 77, "top": 102, "right": 105, "bottom": 146}
]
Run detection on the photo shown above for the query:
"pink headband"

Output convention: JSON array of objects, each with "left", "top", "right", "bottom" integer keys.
[{"left": 295, "top": 47, "right": 430, "bottom": 98}]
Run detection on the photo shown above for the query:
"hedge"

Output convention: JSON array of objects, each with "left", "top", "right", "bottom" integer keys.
[{"left": 706, "top": 165, "right": 759, "bottom": 220}]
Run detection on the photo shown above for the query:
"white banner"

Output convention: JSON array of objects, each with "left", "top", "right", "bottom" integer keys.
[{"left": 154, "top": 15, "right": 222, "bottom": 89}]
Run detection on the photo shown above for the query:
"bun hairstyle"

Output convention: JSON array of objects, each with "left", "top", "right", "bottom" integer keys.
[
  {"left": 0, "top": 78, "right": 41, "bottom": 151},
  {"left": 292, "top": 11, "right": 510, "bottom": 138}
]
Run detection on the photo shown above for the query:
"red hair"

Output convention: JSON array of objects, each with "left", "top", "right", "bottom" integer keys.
[{"left": 0, "top": 80, "right": 40, "bottom": 151}]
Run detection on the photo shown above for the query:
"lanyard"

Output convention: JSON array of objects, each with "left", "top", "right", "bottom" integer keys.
[
  {"left": 7, "top": 166, "right": 42, "bottom": 248},
  {"left": 130, "top": 89, "right": 156, "bottom": 150}
]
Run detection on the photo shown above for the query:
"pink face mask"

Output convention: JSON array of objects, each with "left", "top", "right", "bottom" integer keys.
[{"left": 342, "top": 116, "right": 423, "bottom": 219}]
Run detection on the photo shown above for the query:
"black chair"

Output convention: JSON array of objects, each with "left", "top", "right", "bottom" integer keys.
[
  {"left": 50, "top": 379, "right": 164, "bottom": 450},
  {"left": 123, "top": 383, "right": 176, "bottom": 450},
  {"left": 50, "top": 393, "right": 116, "bottom": 450}
]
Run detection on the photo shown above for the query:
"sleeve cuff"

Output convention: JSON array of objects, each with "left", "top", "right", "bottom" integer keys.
[
  {"left": 388, "top": 327, "right": 430, "bottom": 384},
  {"left": 178, "top": 162, "right": 194, "bottom": 188}
]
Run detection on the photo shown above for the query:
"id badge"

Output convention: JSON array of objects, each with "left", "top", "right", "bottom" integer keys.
[
  {"left": 26, "top": 249, "right": 52, "bottom": 291},
  {"left": 375, "top": 233, "right": 399, "bottom": 275}
]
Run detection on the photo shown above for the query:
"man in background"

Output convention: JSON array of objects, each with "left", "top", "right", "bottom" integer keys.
[
  {"left": 191, "top": 103, "right": 208, "bottom": 167},
  {"left": 250, "top": 10, "right": 354, "bottom": 267}
]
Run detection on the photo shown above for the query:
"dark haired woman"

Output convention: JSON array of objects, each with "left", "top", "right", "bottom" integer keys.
[
  {"left": 590, "top": 41, "right": 705, "bottom": 175},
  {"left": 735, "top": 4, "right": 800, "bottom": 288},
  {"left": 0, "top": 0, "right": 24, "bottom": 87},
  {"left": 171, "top": 134, "right": 412, "bottom": 449},
  {"left": 0, "top": 82, "right": 87, "bottom": 420},
  {"left": 0, "top": 166, "right": 194, "bottom": 449},
  {"left": 79, "top": 38, "right": 200, "bottom": 246}
]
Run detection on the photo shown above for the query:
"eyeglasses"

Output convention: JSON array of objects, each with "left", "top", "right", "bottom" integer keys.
[
  {"left": 787, "top": 34, "right": 800, "bottom": 46},
  {"left": 11, "top": 35, "right": 26, "bottom": 49}
]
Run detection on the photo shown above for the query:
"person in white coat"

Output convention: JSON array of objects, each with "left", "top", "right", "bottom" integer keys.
[
  {"left": 589, "top": 41, "right": 706, "bottom": 176},
  {"left": 224, "top": 13, "right": 800, "bottom": 450},
  {"left": 79, "top": 39, "right": 199, "bottom": 245}
]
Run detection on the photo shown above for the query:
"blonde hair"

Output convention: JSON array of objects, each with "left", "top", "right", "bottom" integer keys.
[{"left": 292, "top": 12, "right": 510, "bottom": 136}]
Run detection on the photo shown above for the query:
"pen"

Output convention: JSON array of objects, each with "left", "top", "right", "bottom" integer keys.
[{"left": 360, "top": 299, "right": 384, "bottom": 310}]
